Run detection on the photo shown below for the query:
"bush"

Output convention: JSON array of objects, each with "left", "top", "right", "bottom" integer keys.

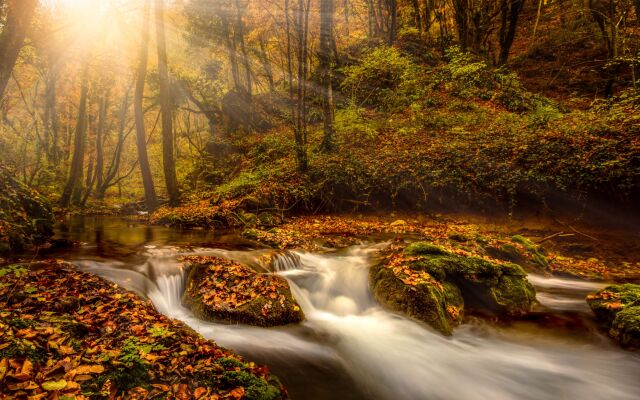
[{"left": 341, "top": 46, "right": 423, "bottom": 110}]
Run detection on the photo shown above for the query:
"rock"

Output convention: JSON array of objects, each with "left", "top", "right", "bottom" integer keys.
[
  {"left": 511, "top": 235, "right": 549, "bottom": 269},
  {"left": 370, "top": 242, "right": 536, "bottom": 335},
  {"left": 0, "top": 166, "right": 54, "bottom": 255},
  {"left": 370, "top": 264, "right": 455, "bottom": 335},
  {"left": 587, "top": 284, "right": 640, "bottom": 348},
  {"left": 181, "top": 256, "right": 304, "bottom": 327}
]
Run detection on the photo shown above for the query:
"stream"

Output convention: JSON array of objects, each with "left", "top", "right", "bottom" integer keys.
[{"left": 54, "top": 217, "right": 640, "bottom": 400}]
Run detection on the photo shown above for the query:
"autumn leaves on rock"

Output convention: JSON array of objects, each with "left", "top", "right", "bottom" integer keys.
[
  {"left": 0, "top": 261, "right": 286, "bottom": 399},
  {"left": 370, "top": 242, "right": 536, "bottom": 335},
  {"left": 587, "top": 284, "right": 640, "bottom": 348},
  {"left": 181, "top": 256, "right": 304, "bottom": 327}
]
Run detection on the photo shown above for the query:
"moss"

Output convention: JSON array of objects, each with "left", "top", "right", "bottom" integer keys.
[
  {"left": 491, "top": 275, "right": 536, "bottom": 316},
  {"left": 448, "top": 233, "right": 469, "bottom": 242},
  {"left": 404, "top": 242, "right": 450, "bottom": 256},
  {"left": 370, "top": 264, "right": 452, "bottom": 335},
  {"left": 512, "top": 235, "right": 549, "bottom": 269},
  {"left": 222, "top": 371, "right": 282, "bottom": 400},
  {"left": 610, "top": 306, "right": 640, "bottom": 348},
  {"left": 587, "top": 284, "right": 640, "bottom": 348},
  {"left": 372, "top": 246, "right": 535, "bottom": 332},
  {"left": 587, "top": 284, "right": 640, "bottom": 324},
  {"left": 0, "top": 342, "right": 46, "bottom": 363}
]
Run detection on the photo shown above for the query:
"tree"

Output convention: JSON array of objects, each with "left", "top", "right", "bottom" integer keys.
[
  {"left": 60, "top": 67, "right": 89, "bottom": 208},
  {"left": 319, "top": 0, "right": 336, "bottom": 152},
  {"left": 155, "top": 0, "right": 180, "bottom": 206},
  {"left": 0, "top": 0, "right": 38, "bottom": 102},
  {"left": 498, "top": 0, "right": 525, "bottom": 65},
  {"left": 135, "top": 0, "right": 158, "bottom": 211}
]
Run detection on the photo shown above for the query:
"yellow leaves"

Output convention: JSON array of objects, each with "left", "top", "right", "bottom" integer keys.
[
  {"left": 41, "top": 379, "right": 67, "bottom": 391},
  {"left": 0, "top": 358, "right": 7, "bottom": 381}
]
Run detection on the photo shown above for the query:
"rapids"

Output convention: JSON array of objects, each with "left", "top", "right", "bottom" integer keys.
[{"left": 71, "top": 242, "right": 640, "bottom": 400}]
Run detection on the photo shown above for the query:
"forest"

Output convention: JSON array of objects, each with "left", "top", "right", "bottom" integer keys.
[{"left": 1, "top": 0, "right": 640, "bottom": 399}]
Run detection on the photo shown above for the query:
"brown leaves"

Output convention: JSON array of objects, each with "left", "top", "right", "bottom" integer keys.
[
  {"left": 182, "top": 256, "right": 292, "bottom": 315},
  {"left": 0, "top": 260, "right": 284, "bottom": 399}
]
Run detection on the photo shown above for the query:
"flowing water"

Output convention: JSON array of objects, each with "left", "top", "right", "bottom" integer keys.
[{"left": 55, "top": 217, "right": 640, "bottom": 400}]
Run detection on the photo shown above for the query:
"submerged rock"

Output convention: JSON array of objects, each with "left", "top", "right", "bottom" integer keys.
[
  {"left": 181, "top": 256, "right": 304, "bottom": 327},
  {"left": 370, "top": 242, "right": 536, "bottom": 335},
  {"left": 587, "top": 284, "right": 640, "bottom": 348}
]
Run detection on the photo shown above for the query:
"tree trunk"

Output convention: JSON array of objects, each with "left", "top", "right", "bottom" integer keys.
[
  {"left": 0, "top": 0, "right": 37, "bottom": 102},
  {"left": 134, "top": 0, "right": 158, "bottom": 211},
  {"left": 155, "top": 0, "right": 180, "bottom": 206},
  {"left": 94, "top": 90, "right": 109, "bottom": 197},
  {"left": 319, "top": 0, "right": 336, "bottom": 152},
  {"left": 60, "top": 68, "right": 89, "bottom": 208},
  {"left": 498, "top": 0, "right": 525, "bottom": 65}
]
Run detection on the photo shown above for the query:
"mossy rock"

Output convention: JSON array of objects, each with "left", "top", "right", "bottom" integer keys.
[
  {"left": 0, "top": 166, "right": 54, "bottom": 255},
  {"left": 610, "top": 306, "right": 640, "bottom": 348},
  {"left": 587, "top": 284, "right": 640, "bottom": 348},
  {"left": 371, "top": 243, "right": 535, "bottom": 334},
  {"left": 181, "top": 256, "right": 304, "bottom": 327},
  {"left": 404, "top": 242, "right": 449, "bottom": 256},
  {"left": 511, "top": 235, "right": 549, "bottom": 269},
  {"left": 370, "top": 263, "right": 454, "bottom": 335}
]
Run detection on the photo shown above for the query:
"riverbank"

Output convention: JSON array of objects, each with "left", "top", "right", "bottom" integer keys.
[
  {"left": 0, "top": 260, "right": 286, "bottom": 399},
  {"left": 150, "top": 211, "right": 640, "bottom": 282}
]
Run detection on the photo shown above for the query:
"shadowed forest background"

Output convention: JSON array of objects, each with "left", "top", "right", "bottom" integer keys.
[{"left": 0, "top": 0, "right": 639, "bottom": 246}]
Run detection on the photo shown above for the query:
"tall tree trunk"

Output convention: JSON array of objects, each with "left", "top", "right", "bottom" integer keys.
[
  {"left": 0, "top": 0, "right": 37, "bottom": 102},
  {"left": 136, "top": 0, "right": 158, "bottom": 210},
  {"left": 498, "top": 0, "right": 525, "bottom": 65},
  {"left": 388, "top": 0, "right": 397, "bottom": 44},
  {"left": 319, "top": 0, "right": 336, "bottom": 152},
  {"left": 155, "top": 0, "right": 180, "bottom": 206},
  {"left": 94, "top": 90, "right": 109, "bottom": 197},
  {"left": 294, "top": 0, "right": 310, "bottom": 172},
  {"left": 60, "top": 68, "right": 89, "bottom": 208}
]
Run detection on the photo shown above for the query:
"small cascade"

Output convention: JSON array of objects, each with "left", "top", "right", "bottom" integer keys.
[
  {"left": 528, "top": 274, "right": 607, "bottom": 312},
  {"left": 271, "top": 251, "right": 302, "bottom": 272}
]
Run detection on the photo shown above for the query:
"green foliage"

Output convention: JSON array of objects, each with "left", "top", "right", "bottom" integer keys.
[
  {"left": 222, "top": 370, "right": 282, "bottom": 400},
  {"left": 341, "top": 46, "right": 423, "bottom": 110},
  {"left": 439, "top": 47, "right": 558, "bottom": 113},
  {"left": 0, "top": 265, "right": 28, "bottom": 277},
  {"left": 334, "top": 103, "right": 378, "bottom": 141}
]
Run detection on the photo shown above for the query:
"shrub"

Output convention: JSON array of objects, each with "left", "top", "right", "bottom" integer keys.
[{"left": 341, "top": 46, "right": 423, "bottom": 110}]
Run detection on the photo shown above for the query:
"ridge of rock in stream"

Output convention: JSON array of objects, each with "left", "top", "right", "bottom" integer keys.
[
  {"left": 181, "top": 256, "right": 305, "bottom": 327},
  {"left": 0, "top": 260, "right": 286, "bottom": 399},
  {"left": 370, "top": 242, "right": 536, "bottom": 335},
  {"left": 587, "top": 284, "right": 640, "bottom": 348}
]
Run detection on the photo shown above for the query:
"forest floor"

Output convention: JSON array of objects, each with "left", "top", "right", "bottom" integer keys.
[{"left": 0, "top": 260, "right": 286, "bottom": 399}]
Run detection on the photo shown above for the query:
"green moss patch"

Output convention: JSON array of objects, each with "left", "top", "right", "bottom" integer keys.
[
  {"left": 587, "top": 284, "right": 640, "bottom": 348},
  {"left": 371, "top": 242, "right": 536, "bottom": 335}
]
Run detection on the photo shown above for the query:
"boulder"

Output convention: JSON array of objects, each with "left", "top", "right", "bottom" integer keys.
[
  {"left": 370, "top": 242, "right": 536, "bottom": 335},
  {"left": 181, "top": 256, "right": 304, "bottom": 327},
  {"left": 0, "top": 166, "right": 54, "bottom": 255},
  {"left": 587, "top": 284, "right": 640, "bottom": 348}
]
